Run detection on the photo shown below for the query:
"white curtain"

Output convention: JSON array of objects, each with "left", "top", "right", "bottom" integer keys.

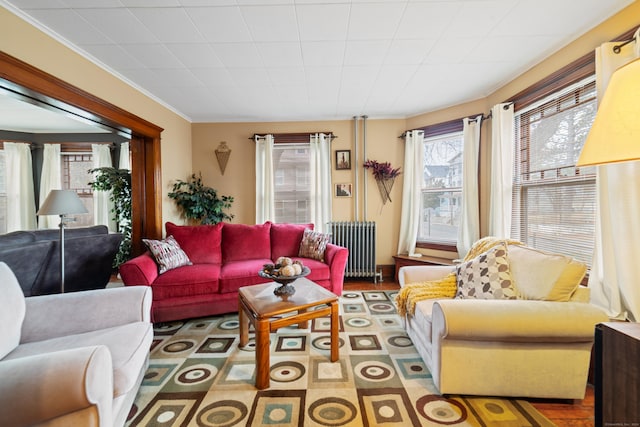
[
  {"left": 92, "top": 144, "right": 116, "bottom": 231},
  {"left": 119, "top": 141, "right": 130, "bottom": 170},
  {"left": 38, "top": 144, "right": 61, "bottom": 229},
  {"left": 588, "top": 29, "right": 640, "bottom": 321},
  {"left": 309, "top": 133, "right": 332, "bottom": 233},
  {"left": 255, "top": 134, "right": 275, "bottom": 224},
  {"left": 5, "top": 142, "right": 36, "bottom": 231},
  {"left": 397, "top": 130, "right": 424, "bottom": 256},
  {"left": 488, "top": 103, "right": 515, "bottom": 238},
  {"left": 457, "top": 115, "right": 482, "bottom": 257}
]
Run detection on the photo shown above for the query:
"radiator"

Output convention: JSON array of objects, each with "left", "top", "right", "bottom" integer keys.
[{"left": 329, "top": 221, "right": 379, "bottom": 282}]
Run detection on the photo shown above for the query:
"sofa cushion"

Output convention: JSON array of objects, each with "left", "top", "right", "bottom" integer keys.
[
  {"left": 291, "top": 257, "right": 330, "bottom": 281},
  {"left": 547, "top": 260, "right": 586, "bottom": 302},
  {"left": 166, "top": 222, "right": 223, "bottom": 264},
  {"left": 507, "top": 244, "right": 572, "bottom": 300},
  {"left": 4, "top": 322, "right": 152, "bottom": 397},
  {"left": 32, "top": 225, "right": 109, "bottom": 241},
  {"left": 0, "top": 263, "right": 26, "bottom": 359},
  {"left": 0, "top": 241, "right": 53, "bottom": 296},
  {"left": 0, "top": 231, "right": 35, "bottom": 245},
  {"left": 152, "top": 264, "right": 221, "bottom": 298},
  {"left": 271, "top": 223, "right": 313, "bottom": 260},
  {"left": 222, "top": 222, "right": 272, "bottom": 263},
  {"left": 298, "top": 229, "right": 331, "bottom": 261},
  {"left": 219, "top": 259, "right": 273, "bottom": 293},
  {"left": 455, "top": 242, "right": 516, "bottom": 300},
  {"left": 143, "top": 235, "right": 192, "bottom": 274}
]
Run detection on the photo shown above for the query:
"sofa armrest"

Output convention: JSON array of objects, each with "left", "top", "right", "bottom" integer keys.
[
  {"left": 398, "top": 265, "right": 456, "bottom": 287},
  {"left": 21, "top": 286, "right": 152, "bottom": 344},
  {"left": 432, "top": 299, "right": 609, "bottom": 342},
  {"left": 119, "top": 252, "right": 159, "bottom": 286},
  {"left": 0, "top": 346, "right": 113, "bottom": 427},
  {"left": 324, "top": 243, "right": 348, "bottom": 295}
]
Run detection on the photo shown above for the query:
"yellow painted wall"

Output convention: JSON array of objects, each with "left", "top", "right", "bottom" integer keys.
[
  {"left": 192, "top": 118, "right": 406, "bottom": 266},
  {"left": 0, "top": 7, "right": 192, "bottom": 225}
]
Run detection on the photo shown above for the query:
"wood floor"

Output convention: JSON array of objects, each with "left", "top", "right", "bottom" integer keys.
[{"left": 345, "top": 278, "right": 595, "bottom": 427}]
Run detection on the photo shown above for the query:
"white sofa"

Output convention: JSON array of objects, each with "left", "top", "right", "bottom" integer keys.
[
  {"left": 0, "top": 262, "right": 153, "bottom": 427},
  {"left": 398, "top": 244, "right": 609, "bottom": 399}
]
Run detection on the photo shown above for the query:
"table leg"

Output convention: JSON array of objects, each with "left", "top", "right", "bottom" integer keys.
[
  {"left": 330, "top": 300, "right": 339, "bottom": 362},
  {"left": 297, "top": 308, "right": 309, "bottom": 329},
  {"left": 255, "top": 319, "right": 271, "bottom": 390},
  {"left": 239, "top": 299, "right": 249, "bottom": 348}
]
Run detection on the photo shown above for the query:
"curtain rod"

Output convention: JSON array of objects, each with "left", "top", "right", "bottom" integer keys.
[
  {"left": 249, "top": 132, "right": 337, "bottom": 141},
  {"left": 613, "top": 36, "right": 637, "bottom": 54},
  {"left": 398, "top": 103, "right": 516, "bottom": 138}
]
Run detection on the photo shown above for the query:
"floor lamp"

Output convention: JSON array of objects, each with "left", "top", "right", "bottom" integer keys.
[
  {"left": 37, "top": 190, "right": 88, "bottom": 293},
  {"left": 576, "top": 57, "right": 640, "bottom": 166}
]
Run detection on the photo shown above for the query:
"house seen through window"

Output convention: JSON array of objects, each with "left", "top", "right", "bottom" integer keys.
[
  {"left": 273, "top": 144, "right": 310, "bottom": 224},
  {"left": 418, "top": 131, "right": 464, "bottom": 244},
  {"left": 61, "top": 152, "right": 94, "bottom": 228},
  {"left": 0, "top": 146, "right": 98, "bottom": 232}
]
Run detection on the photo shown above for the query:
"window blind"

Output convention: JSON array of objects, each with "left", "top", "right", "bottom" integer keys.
[{"left": 511, "top": 77, "right": 597, "bottom": 265}]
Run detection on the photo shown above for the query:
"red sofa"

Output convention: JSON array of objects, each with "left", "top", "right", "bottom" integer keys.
[{"left": 119, "top": 221, "right": 349, "bottom": 322}]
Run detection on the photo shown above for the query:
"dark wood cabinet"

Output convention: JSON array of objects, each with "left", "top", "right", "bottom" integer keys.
[{"left": 595, "top": 322, "right": 640, "bottom": 426}]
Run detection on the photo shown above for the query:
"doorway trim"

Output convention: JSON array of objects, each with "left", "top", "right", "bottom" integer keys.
[{"left": 0, "top": 51, "right": 163, "bottom": 254}]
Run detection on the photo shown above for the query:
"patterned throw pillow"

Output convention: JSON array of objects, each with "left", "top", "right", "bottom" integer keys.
[
  {"left": 298, "top": 229, "right": 331, "bottom": 261},
  {"left": 143, "top": 235, "right": 192, "bottom": 274},
  {"left": 455, "top": 242, "right": 516, "bottom": 300}
]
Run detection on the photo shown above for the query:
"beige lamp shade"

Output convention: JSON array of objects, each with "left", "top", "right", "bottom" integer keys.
[
  {"left": 37, "top": 190, "right": 88, "bottom": 216},
  {"left": 576, "top": 58, "right": 640, "bottom": 167}
]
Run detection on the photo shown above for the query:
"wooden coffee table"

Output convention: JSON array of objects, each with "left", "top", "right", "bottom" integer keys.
[{"left": 238, "top": 277, "right": 339, "bottom": 389}]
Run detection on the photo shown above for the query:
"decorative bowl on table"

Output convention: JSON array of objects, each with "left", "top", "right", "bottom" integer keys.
[{"left": 259, "top": 258, "right": 310, "bottom": 297}]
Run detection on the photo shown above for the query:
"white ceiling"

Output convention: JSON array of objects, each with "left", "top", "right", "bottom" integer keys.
[{"left": 0, "top": 0, "right": 635, "bottom": 124}]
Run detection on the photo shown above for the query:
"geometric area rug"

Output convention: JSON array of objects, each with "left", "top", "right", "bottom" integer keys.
[{"left": 126, "top": 291, "right": 555, "bottom": 426}]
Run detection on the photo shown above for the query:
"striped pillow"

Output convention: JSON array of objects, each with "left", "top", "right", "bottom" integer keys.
[
  {"left": 298, "top": 229, "right": 330, "bottom": 262},
  {"left": 143, "top": 235, "right": 192, "bottom": 274}
]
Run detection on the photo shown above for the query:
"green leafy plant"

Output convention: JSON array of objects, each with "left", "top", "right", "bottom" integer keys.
[
  {"left": 89, "top": 167, "right": 132, "bottom": 268},
  {"left": 168, "top": 173, "right": 234, "bottom": 225}
]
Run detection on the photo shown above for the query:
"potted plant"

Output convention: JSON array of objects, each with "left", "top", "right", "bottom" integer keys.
[
  {"left": 89, "top": 167, "right": 132, "bottom": 268},
  {"left": 168, "top": 172, "right": 234, "bottom": 224}
]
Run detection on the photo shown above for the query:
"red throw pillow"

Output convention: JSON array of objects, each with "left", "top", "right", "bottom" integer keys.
[
  {"left": 165, "top": 222, "right": 223, "bottom": 264},
  {"left": 222, "top": 222, "right": 272, "bottom": 263},
  {"left": 271, "top": 223, "right": 314, "bottom": 260}
]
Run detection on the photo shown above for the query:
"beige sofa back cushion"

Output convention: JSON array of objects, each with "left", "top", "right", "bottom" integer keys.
[
  {"left": 0, "top": 262, "right": 26, "bottom": 358},
  {"left": 507, "top": 245, "right": 585, "bottom": 301}
]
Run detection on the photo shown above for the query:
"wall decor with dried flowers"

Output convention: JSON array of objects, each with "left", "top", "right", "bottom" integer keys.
[{"left": 363, "top": 159, "right": 401, "bottom": 205}]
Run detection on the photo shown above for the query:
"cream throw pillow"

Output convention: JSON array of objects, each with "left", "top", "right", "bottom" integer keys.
[{"left": 507, "top": 244, "right": 582, "bottom": 301}]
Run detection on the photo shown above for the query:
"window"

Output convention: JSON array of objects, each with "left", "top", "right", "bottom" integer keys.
[
  {"left": 61, "top": 152, "right": 94, "bottom": 228},
  {"left": 273, "top": 143, "right": 310, "bottom": 224},
  {"left": 418, "top": 131, "right": 464, "bottom": 244},
  {"left": 511, "top": 77, "right": 597, "bottom": 265}
]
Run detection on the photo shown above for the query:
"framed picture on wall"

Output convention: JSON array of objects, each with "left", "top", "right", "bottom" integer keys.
[
  {"left": 335, "top": 183, "right": 352, "bottom": 198},
  {"left": 335, "top": 150, "right": 351, "bottom": 170}
]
